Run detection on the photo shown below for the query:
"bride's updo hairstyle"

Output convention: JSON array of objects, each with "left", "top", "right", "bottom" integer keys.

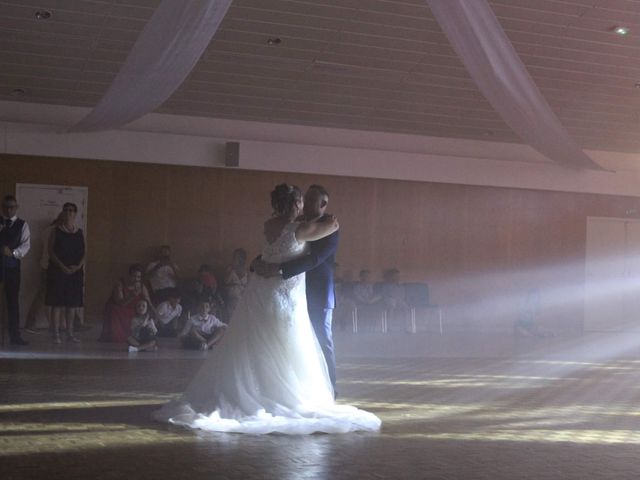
[{"left": 271, "top": 183, "right": 302, "bottom": 217}]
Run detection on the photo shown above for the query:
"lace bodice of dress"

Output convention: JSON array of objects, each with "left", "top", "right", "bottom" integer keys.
[{"left": 261, "top": 222, "right": 306, "bottom": 264}]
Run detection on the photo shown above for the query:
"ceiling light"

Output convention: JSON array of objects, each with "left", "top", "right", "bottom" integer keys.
[
  {"left": 34, "top": 10, "right": 52, "bottom": 20},
  {"left": 267, "top": 37, "right": 281, "bottom": 45},
  {"left": 10, "top": 88, "right": 26, "bottom": 97},
  {"left": 612, "top": 26, "right": 630, "bottom": 36}
]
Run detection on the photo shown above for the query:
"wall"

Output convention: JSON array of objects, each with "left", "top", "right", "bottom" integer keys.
[
  {"left": 3, "top": 153, "right": 640, "bottom": 332},
  {"left": 5, "top": 100, "right": 640, "bottom": 198}
]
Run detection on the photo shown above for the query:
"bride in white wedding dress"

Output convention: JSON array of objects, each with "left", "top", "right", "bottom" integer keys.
[{"left": 153, "top": 184, "right": 381, "bottom": 434}]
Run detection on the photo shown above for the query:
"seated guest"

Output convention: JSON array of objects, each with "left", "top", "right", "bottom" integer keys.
[
  {"left": 346, "top": 269, "right": 385, "bottom": 333},
  {"left": 180, "top": 299, "right": 227, "bottom": 350},
  {"left": 223, "top": 248, "right": 248, "bottom": 319},
  {"left": 333, "top": 262, "right": 355, "bottom": 300},
  {"left": 353, "top": 269, "right": 382, "bottom": 306},
  {"left": 333, "top": 263, "right": 356, "bottom": 331},
  {"left": 378, "top": 268, "right": 409, "bottom": 310},
  {"left": 127, "top": 299, "right": 158, "bottom": 352},
  {"left": 99, "top": 264, "right": 153, "bottom": 343},
  {"left": 155, "top": 289, "right": 182, "bottom": 337},
  {"left": 182, "top": 264, "right": 225, "bottom": 319},
  {"left": 515, "top": 288, "right": 553, "bottom": 338},
  {"left": 377, "top": 268, "right": 410, "bottom": 331},
  {"left": 145, "top": 245, "right": 179, "bottom": 303}
]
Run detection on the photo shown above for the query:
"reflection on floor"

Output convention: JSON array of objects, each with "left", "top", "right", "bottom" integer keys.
[{"left": 3, "top": 330, "right": 640, "bottom": 479}]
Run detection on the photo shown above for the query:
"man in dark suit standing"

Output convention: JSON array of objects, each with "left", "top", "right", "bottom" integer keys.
[
  {"left": 1, "top": 195, "right": 31, "bottom": 346},
  {"left": 257, "top": 185, "right": 339, "bottom": 395}
]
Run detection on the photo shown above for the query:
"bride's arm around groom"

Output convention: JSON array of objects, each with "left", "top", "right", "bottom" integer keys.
[{"left": 284, "top": 214, "right": 339, "bottom": 277}]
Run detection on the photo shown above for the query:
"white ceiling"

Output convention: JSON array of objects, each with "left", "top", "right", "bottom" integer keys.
[{"left": 2, "top": 0, "right": 640, "bottom": 153}]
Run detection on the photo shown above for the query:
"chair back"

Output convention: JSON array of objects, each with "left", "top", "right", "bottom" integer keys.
[{"left": 404, "top": 282, "right": 430, "bottom": 307}]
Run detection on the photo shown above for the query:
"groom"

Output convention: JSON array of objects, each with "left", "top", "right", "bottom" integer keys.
[{"left": 257, "top": 184, "right": 339, "bottom": 395}]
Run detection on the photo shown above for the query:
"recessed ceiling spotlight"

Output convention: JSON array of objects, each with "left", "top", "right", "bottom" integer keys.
[
  {"left": 10, "top": 88, "right": 26, "bottom": 97},
  {"left": 34, "top": 10, "right": 52, "bottom": 20},
  {"left": 612, "top": 26, "right": 630, "bottom": 36},
  {"left": 635, "top": 82, "right": 640, "bottom": 89},
  {"left": 267, "top": 37, "right": 282, "bottom": 45}
]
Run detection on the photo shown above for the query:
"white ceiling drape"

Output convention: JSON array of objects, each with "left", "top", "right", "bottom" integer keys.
[
  {"left": 72, "top": 0, "right": 232, "bottom": 132},
  {"left": 426, "top": 0, "right": 603, "bottom": 170},
  {"left": 71, "top": 0, "right": 603, "bottom": 170}
]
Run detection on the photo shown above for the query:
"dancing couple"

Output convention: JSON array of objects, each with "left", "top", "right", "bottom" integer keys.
[{"left": 154, "top": 184, "right": 380, "bottom": 434}]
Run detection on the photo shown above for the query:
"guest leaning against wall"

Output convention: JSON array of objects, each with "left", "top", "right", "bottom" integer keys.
[{"left": 25, "top": 212, "right": 63, "bottom": 335}]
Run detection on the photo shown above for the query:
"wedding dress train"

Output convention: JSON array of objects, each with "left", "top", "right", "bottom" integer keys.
[{"left": 153, "top": 223, "right": 381, "bottom": 434}]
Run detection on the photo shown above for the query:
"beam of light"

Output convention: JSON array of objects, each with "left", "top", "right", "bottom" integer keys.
[
  {"left": 0, "top": 399, "right": 167, "bottom": 413},
  {"left": 340, "top": 378, "right": 563, "bottom": 388},
  {"left": 430, "top": 253, "right": 640, "bottom": 332},
  {"left": 339, "top": 367, "right": 578, "bottom": 382},
  {"left": 519, "top": 360, "right": 640, "bottom": 371},
  {"left": 363, "top": 401, "right": 640, "bottom": 423},
  {"left": 388, "top": 255, "right": 640, "bottom": 412},
  {"left": 6, "top": 253, "right": 640, "bottom": 460},
  {"left": 381, "top": 429, "right": 640, "bottom": 445},
  {"left": 344, "top": 402, "right": 481, "bottom": 419},
  {"left": 0, "top": 422, "right": 131, "bottom": 434},
  {"left": 338, "top": 347, "right": 640, "bottom": 447},
  {"left": 445, "top": 374, "right": 578, "bottom": 380},
  {"left": 343, "top": 355, "right": 640, "bottom": 423},
  {"left": 0, "top": 349, "right": 210, "bottom": 359},
  {"left": 0, "top": 425, "right": 195, "bottom": 457},
  {"left": 361, "top": 397, "right": 640, "bottom": 445}
]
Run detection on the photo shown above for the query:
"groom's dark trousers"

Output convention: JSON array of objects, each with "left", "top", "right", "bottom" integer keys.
[{"left": 281, "top": 229, "right": 339, "bottom": 393}]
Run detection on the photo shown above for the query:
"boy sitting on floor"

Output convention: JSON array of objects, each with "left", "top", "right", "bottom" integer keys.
[
  {"left": 180, "top": 299, "right": 227, "bottom": 350},
  {"left": 155, "top": 289, "right": 183, "bottom": 337}
]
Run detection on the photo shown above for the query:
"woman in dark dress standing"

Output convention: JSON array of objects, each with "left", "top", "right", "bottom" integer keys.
[{"left": 47, "top": 202, "right": 85, "bottom": 344}]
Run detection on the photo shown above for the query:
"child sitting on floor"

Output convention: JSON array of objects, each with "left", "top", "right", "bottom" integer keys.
[
  {"left": 180, "top": 299, "right": 227, "bottom": 350},
  {"left": 155, "top": 289, "right": 183, "bottom": 337},
  {"left": 128, "top": 299, "right": 158, "bottom": 352}
]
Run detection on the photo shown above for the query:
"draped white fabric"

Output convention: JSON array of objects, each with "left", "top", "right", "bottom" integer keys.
[
  {"left": 72, "top": 0, "right": 232, "bottom": 132},
  {"left": 426, "top": 0, "right": 603, "bottom": 170}
]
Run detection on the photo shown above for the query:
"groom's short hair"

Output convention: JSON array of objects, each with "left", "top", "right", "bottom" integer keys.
[{"left": 309, "top": 184, "right": 329, "bottom": 198}]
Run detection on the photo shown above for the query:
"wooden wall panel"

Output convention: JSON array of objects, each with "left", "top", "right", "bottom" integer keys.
[{"left": 4, "top": 153, "right": 640, "bottom": 332}]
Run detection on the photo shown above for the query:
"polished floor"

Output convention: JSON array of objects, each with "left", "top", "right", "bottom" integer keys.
[{"left": 3, "top": 329, "right": 640, "bottom": 479}]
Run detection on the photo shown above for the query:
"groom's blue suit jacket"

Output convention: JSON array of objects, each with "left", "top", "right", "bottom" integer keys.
[{"left": 281, "top": 229, "right": 339, "bottom": 311}]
